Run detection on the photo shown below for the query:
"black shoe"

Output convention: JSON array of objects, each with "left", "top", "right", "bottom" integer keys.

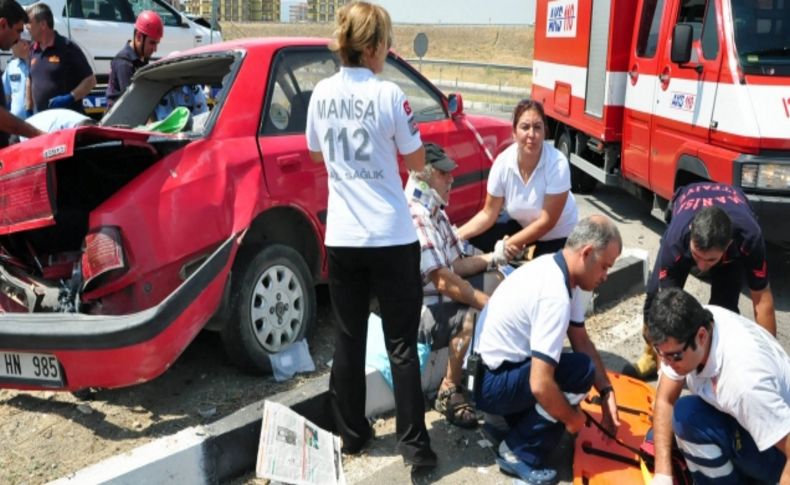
[
  {"left": 404, "top": 447, "right": 438, "bottom": 469},
  {"left": 341, "top": 424, "right": 373, "bottom": 455}
]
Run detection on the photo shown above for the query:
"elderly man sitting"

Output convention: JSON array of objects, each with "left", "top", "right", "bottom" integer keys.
[{"left": 406, "top": 143, "right": 505, "bottom": 428}]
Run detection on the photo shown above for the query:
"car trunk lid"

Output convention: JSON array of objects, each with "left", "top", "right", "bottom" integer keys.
[{"left": 0, "top": 127, "right": 160, "bottom": 236}]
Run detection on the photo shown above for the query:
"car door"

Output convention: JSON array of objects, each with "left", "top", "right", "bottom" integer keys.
[
  {"left": 378, "top": 55, "right": 490, "bottom": 224},
  {"left": 258, "top": 47, "right": 336, "bottom": 237},
  {"left": 648, "top": 0, "right": 723, "bottom": 196},
  {"left": 51, "top": 0, "right": 121, "bottom": 76},
  {"left": 622, "top": 0, "right": 670, "bottom": 187}
]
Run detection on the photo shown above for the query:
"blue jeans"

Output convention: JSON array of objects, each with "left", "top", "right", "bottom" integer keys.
[
  {"left": 673, "top": 396, "right": 786, "bottom": 484},
  {"left": 475, "top": 352, "right": 595, "bottom": 466}
]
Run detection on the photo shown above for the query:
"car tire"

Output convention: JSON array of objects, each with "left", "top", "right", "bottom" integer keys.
[
  {"left": 558, "top": 130, "right": 597, "bottom": 194},
  {"left": 221, "top": 244, "right": 316, "bottom": 374}
]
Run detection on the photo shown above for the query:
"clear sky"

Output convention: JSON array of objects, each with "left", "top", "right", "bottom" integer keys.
[{"left": 281, "top": 0, "right": 536, "bottom": 24}]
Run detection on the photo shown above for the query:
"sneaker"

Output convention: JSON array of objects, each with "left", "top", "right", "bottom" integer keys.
[{"left": 496, "top": 441, "right": 558, "bottom": 485}]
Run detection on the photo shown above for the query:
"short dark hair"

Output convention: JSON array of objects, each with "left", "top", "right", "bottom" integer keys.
[
  {"left": 27, "top": 2, "right": 52, "bottom": 29},
  {"left": 0, "top": 0, "right": 28, "bottom": 25},
  {"left": 690, "top": 206, "right": 732, "bottom": 251},
  {"left": 647, "top": 288, "right": 712, "bottom": 349},
  {"left": 512, "top": 98, "right": 547, "bottom": 131}
]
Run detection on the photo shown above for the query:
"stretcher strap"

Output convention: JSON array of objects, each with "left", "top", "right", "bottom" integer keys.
[{"left": 581, "top": 409, "right": 651, "bottom": 461}]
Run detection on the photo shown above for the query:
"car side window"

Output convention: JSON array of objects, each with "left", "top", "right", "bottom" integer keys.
[
  {"left": 379, "top": 58, "right": 446, "bottom": 122},
  {"left": 130, "top": 0, "right": 182, "bottom": 27},
  {"left": 261, "top": 49, "right": 339, "bottom": 136},
  {"left": 64, "top": 0, "right": 84, "bottom": 18},
  {"left": 79, "top": 0, "right": 134, "bottom": 22}
]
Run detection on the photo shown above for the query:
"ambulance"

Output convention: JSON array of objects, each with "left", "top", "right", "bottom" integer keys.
[{"left": 531, "top": 0, "right": 790, "bottom": 243}]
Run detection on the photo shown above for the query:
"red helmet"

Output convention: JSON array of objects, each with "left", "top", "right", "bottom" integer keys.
[{"left": 135, "top": 10, "right": 163, "bottom": 41}]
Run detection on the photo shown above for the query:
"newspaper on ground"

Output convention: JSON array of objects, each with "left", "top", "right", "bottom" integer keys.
[{"left": 256, "top": 400, "right": 346, "bottom": 485}]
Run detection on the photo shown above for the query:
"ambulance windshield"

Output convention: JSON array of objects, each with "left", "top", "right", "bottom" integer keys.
[{"left": 731, "top": 0, "right": 790, "bottom": 75}]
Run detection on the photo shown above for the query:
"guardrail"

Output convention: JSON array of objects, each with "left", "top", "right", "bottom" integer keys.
[
  {"left": 404, "top": 58, "right": 533, "bottom": 73},
  {"left": 404, "top": 58, "right": 531, "bottom": 113}
]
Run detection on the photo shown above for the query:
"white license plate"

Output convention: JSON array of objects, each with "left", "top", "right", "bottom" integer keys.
[{"left": 0, "top": 351, "right": 64, "bottom": 386}]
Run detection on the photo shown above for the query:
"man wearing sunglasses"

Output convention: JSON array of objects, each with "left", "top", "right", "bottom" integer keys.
[
  {"left": 626, "top": 182, "right": 775, "bottom": 380},
  {"left": 647, "top": 287, "right": 789, "bottom": 485}
]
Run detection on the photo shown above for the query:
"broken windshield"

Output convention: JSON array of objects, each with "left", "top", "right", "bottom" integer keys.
[{"left": 101, "top": 51, "right": 241, "bottom": 136}]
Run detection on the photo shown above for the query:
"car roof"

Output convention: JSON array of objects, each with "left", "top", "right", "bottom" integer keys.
[{"left": 161, "top": 37, "right": 331, "bottom": 60}]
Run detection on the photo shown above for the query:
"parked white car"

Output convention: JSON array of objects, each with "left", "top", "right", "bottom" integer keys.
[{"left": 4, "top": 0, "right": 221, "bottom": 111}]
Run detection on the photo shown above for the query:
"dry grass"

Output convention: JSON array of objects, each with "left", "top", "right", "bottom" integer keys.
[
  {"left": 219, "top": 22, "right": 534, "bottom": 100},
  {"left": 219, "top": 22, "right": 534, "bottom": 64}
]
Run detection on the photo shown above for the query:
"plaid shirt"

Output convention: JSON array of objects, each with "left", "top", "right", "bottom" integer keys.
[{"left": 407, "top": 180, "right": 464, "bottom": 305}]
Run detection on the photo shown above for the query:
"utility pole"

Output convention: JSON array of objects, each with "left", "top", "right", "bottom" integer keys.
[{"left": 210, "top": 0, "right": 220, "bottom": 43}]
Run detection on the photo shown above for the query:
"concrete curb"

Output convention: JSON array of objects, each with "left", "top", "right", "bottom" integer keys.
[
  {"left": 50, "top": 249, "right": 647, "bottom": 484},
  {"left": 50, "top": 374, "right": 331, "bottom": 485}
]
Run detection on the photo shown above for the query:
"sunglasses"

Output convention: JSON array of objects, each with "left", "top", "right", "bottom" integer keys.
[{"left": 654, "top": 333, "right": 696, "bottom": 362}]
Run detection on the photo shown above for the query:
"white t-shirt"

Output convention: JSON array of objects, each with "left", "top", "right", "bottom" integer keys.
[
  {"left": 487, "top": 142, "right": 578, "bottom": 241},
  {"left": 661, "top": 305, "right": 790, "bottom": 452},
  {"left": 477, "top": 252, "right": 586, "bottom": 369},
  {"left": 306, "top": 67, "right": 421, "bottom": 247}
]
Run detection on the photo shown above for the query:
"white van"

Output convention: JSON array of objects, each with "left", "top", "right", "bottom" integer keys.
[{"left": 6, "top": 0, "right": 221, "bottom": 112}]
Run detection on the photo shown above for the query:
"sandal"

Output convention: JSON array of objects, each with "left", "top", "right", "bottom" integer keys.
[{"left": 434, "top": 384, "right": 478, "bottom": 428}]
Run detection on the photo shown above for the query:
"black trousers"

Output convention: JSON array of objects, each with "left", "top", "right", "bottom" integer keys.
[{"left": 327, "top": 242, "right": 431, "bottom": 460}]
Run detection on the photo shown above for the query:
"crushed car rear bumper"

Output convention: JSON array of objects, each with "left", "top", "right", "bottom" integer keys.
[{"left": 0, "top": 236, "right": 235, "bottom": 391}]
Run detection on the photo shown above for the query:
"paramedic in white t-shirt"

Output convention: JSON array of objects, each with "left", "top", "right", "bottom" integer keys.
[
  {"left": 475, "top": 215, "right": 621, "bottom": 484},
  {"left": 305, "top": 1, "right": 436, "bottom": 470},
  {"left": 458, "top": 99, "right": 578, "bottom": 260},
  {"left": 647, "top": 288, "right": 790, "bottom": 485}
]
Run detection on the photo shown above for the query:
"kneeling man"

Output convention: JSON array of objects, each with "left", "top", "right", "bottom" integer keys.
[
  {"left": 407, "top": 143, "right": 503, "bottom": 428},
  {"left": 647, "top": 287, "right": 789, "bottom": 484},
  {"left": 475, "top": 215, "right": 622, "bottom": 484}
]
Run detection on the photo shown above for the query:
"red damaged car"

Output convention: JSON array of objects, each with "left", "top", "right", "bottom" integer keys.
[{"left": 0, "top": 38, "right": 513, "bottom": 391}]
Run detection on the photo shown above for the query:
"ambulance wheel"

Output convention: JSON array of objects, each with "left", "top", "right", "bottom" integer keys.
[
  {"left": 222, "top": 244, "right": 316, "bottom": 374},
  {"left": 558, "top": 130, "right": 597, "bottom": 194}
]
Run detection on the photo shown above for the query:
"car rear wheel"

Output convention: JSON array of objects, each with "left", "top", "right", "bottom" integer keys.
[
  {"left": 558, "top": 129, "right": 597, "bottom": 194},
  {"left": 221, "top": 244, "right": 316, "bottom": 374}
]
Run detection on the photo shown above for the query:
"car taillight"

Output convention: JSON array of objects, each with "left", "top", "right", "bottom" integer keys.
[
  {"left": 81, "top": 227, "right": 126, "bottom": 291},
  {"left": 0, "top": 164, "right": 54, "bottom": 231}
]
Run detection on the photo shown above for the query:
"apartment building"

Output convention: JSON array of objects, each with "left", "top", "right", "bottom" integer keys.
[
  {"left": 289, "top": 2, "right": 308, "bottom": 22},
  {"left": 183, "top": 0, "right": 280, "bottom": 22},
  {"left": 308, "top": 0, "right": 346, "bottom": 22}
]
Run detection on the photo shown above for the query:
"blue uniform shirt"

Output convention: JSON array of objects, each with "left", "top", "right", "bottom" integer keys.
[
  {"left": 155, "top": 85, "right": 208, "bottom": 121},
  {"left": 2, "top": 57, "right": 30, "bottom": 119}
]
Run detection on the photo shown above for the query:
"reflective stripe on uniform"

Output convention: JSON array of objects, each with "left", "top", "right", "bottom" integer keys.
[{"left": 676, "top": 436, "right": 735, "bottom": 478}]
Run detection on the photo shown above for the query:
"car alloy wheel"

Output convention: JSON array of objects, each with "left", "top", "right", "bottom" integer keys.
[{"left": 222, "top": 243, "right": 316, "bottom": 374}]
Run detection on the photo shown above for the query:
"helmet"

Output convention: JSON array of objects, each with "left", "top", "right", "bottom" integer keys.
[{"left": 135, "top": 10, "right": 163, "bottom": 41}]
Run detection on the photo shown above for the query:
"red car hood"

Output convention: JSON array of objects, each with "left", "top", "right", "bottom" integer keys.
[{"left": 0, "top": 126, "right": 166, "bottom": 235}]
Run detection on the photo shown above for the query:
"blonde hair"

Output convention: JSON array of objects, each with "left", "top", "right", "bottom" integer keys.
[{"left": 331, "top": 1, "right": 392, "bottom": 67}]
